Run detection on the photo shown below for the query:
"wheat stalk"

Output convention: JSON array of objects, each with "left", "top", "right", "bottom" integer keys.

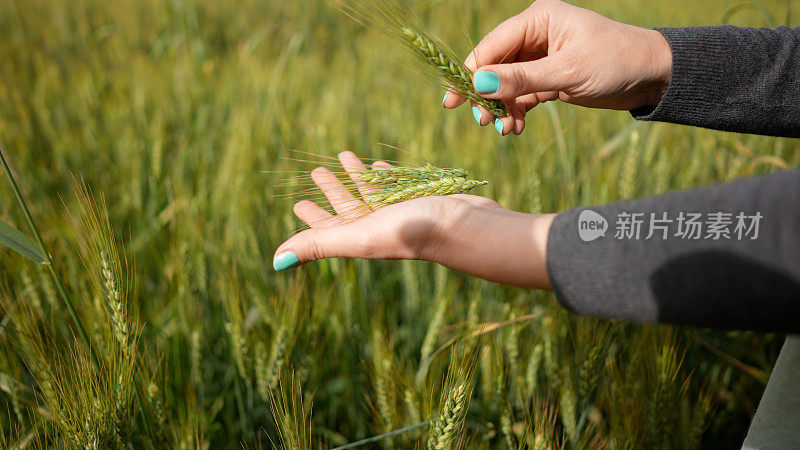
[
  {"left": 501, "top": 408, "right": 515, "bottom": 449},
  {"left": 419, "top": 266, "right": 451, "bottom": 366},
  {"left": 146, "top": 381, "right": 167, "bottom": 442},
  {"left": 620, "top": 130, "right": 640, "bottom": 199},
  {"left": 526, "top": 343, "right": 543, "bottom": 395},
  {"left": 505, "top": 321, "right": 521, "bottom": 399},
  {"left": 342, "top": 1, "right": 508, "bottom": 117},
  {"left": 190, "top": 329, "right": 202, "bottom": 390},
  {"left": 426, "top": 383, "right": 468, "bottom": 450},
  {"left": 267, "top": 331, "right": 288, "bottom": 392},
  {"left": 371, "top": 330, "right": 397, "bottom": 443},
  {"left": 100, "top": 251, "right": 128, "bottom": 354},
  {"left": 256, "top": 328, "right": 288, "bottom": 399},
  {"left": 401, "top": 260, "right": 421, "bottom": 316},
  {"left": 400, "top": 27, "right": 507, "bottom": 117},
  {"left": 222, "top": 284, "right": 251, "bottom": 379},
  {"left": 374, "top": 362, "right": 396, "bottom": 443},
  {"left": 424, "top": 340, "right": 480, "bottom": 450},
  {"left": 577, "top": 323, "right": 612, "bottom": 400},
  {"left": 404, "top": 388, "right": 422, "bottom": 426},
  {"left": 21, "top": 269, "right": 43, "bottom": 317},
  {"left": 268, "top": 372, "right": 313, "bottom": 450},
  {"left": 558, "top": 377, "right": 578, "bottom": 442},
  {"left": 224, "top": 320, "right": 250, "bottom": 378}
]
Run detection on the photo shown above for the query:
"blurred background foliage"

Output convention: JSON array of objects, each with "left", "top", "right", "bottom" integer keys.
[{"left": 0, "top": 0, "right": 796, "bottom": 447}]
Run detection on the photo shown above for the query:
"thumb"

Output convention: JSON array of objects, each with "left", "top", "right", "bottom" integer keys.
[{"left": 473, "top": 55, "right": 574, "bottom": 99}]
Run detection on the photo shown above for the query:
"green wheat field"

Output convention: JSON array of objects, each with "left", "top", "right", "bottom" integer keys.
[{"left": 0, "top": 0, "right": 797, "bottom": 448}]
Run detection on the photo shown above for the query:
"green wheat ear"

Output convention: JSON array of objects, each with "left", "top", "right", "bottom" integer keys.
[
  {"left": 400, "top": 27, "right": 508, "bottom": 117},
  {"left": 358, "top": 163, "right": 488, "bottom": 208},
  {"left": 341, "top": 0, "right": 509, "bottom": 117}
]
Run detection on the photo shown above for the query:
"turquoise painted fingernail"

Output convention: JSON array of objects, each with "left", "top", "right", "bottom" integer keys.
[
  {"left": 472, "top": 106, "right": 482, "bottom": 125},
  {"left": 474, "top": 71, "right": 500, "bottom": 94},
  {"left": 273, "top": 252, "right": 299, "bottom": 271},
  {"left": 442, "top": 90, "right": 449, "bottom": 105},
  {"left": 494, "top": 117, "right": 504, "bottom": 135}
]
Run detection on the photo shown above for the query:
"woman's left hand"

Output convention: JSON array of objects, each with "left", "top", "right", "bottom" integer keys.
[{"left": 273, "top": 152, "right": 554, "bottom": 289}]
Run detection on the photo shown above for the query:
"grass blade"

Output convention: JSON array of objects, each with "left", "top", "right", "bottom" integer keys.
[{"left": 0, "top": 219, "right": 47, "bottom": 263}]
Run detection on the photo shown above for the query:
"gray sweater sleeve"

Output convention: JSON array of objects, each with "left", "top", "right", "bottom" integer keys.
[
  {"left": 546, "top": 170, "right": 800, "bottom": 333},
  {"left": 545, "top": 26, "right": 800, "bottom": 332},
  {"left": 631, "top": 26, "right": 800, "bottom": 137}
]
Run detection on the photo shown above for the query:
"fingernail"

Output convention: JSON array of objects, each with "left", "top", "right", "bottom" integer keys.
[
  {"left": 474, "top": 71, "right": 500, "bottom": 94},
  {"left": 273, "top": 252, "right": 299, "bottom": 271},
  {"left": 494, "top": 117, "right": 504, "bottom": 135},
  {"left": 442, "top": 89, "right": 449, "bottom": 105},
  {"left": 472, "top": 106, "right": 483, "bottom": 125}
]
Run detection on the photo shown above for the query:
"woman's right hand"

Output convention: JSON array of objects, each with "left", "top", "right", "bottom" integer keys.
[{"left": 444, "top": 0, "right": 673, "bottom": 135}]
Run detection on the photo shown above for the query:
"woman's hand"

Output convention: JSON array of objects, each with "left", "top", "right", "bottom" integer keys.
[
  {"left": 444, "top": 0, "right": 672, "bottom": 135},
  {"left": 273, "top": 151, "right": 555, "bottom": 289}
]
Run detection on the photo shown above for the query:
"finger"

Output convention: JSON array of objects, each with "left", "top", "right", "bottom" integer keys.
[
  {"left": 310, "top": 167, "right": 362, "bottom": 217},
  {"left": 472, "top": 55, "right": 574, "bottom": 99},
  {"left": 492, "top": 114, "right": 515, "bottom": 136},
  {"left": 272, "top": 222, "right": 408, "bottom": 271},
  {"left": 293, "top": 200, "right": 338, "bottom": 228},
  {"left": 508, "top": 104, "right": 526, "bottom": 135},
  {"left": 443, "top": 88, "right": 468, "bottom": 109},
  {"left": 338, "top": 151, "right": 381, "bottom": 199},
  {"left": 515, "top": 92, "right": 558, "bottom": 111},
  {"left": 470, "top": 102, "right": 492, "bottom": 126},
  {"left": 506, "top": 92, "right": 560, "bottom": 133},
  {"left": 464, "top": 10, "right": 540, "bottom": 72},
  {"left": 273, "top": 225, "right": 366, "bottom": 271},
  {"left": 513, "top": 115, "right": 525, "bottom": 135}
]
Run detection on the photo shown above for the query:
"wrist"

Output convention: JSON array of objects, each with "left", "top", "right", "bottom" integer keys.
[
  {"left": 427, "top": 203, "right": 556, "bottom": 289},
  {"left": 532, "top": 213, "right": 556, "bottom": 289},
  {"left": 647, "top": 28, "right": 672, "bottom": 105}
]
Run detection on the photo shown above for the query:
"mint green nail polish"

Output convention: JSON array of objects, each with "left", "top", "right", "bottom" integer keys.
[
  {"left": 472, "top": 106, "right": 482, "bottom": 125},
  {"left": 474, "top": 71, "right": 500, "bottom": 94},
  {"left": 494, "top": 117, "right": 504, "bottom": 135},
  {"left": 442, "top": 90, "right": 449, "bottom": 105},
  {"left": 273, "top": 252, "right": 299, "bottom": 271}
]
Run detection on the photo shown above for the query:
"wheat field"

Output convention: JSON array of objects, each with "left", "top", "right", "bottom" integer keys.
[{"left": 0, "top": 0, "right": 796, "bottom": 448}]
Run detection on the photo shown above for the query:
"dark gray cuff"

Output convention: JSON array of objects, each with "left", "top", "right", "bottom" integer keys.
[
  {"left": 631, "top": 26, "right": 800, "bottom": 138},
  {"left": 546, "top": 170, "right": 800, "bottom": 333}
]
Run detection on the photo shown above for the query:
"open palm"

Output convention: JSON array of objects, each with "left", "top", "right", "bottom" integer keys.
[{"left": 274, "top": 151, "right": 554, "bottom": 289}]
